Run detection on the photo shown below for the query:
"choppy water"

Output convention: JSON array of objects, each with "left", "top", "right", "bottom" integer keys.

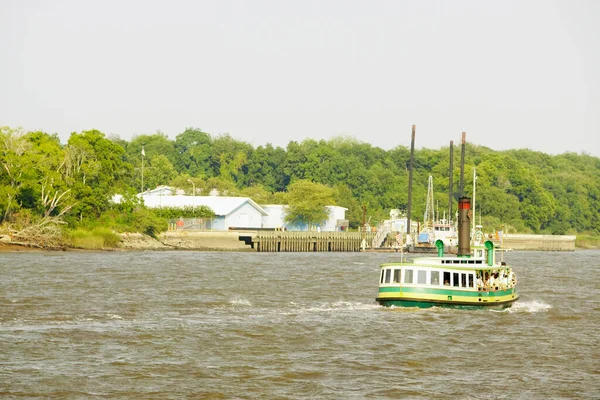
[{"left": 1, "top": 250, "right": 598, "bottom": 399}]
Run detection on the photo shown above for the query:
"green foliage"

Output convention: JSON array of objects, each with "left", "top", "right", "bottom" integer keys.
[
  {"left": 1, "top": 125, "right": 599, "bottom": 238},
  {"left": 66, "top": 227, "right": 121, "bottom": 249},
  {"left": 174, "top": 127, "right": 213, "bottom": 176},
  {"left": 284, "top": 180, "right": 336, "bottom": 227},
  {"left": 152, "top": 205, "right": 215, "bottom": 219},
  {"left": 89, "top": 208, "right": 168, "bottom": 238},
  {"left": 575, "top": 234, "right": 600, "bottom": 249},
  {"left": 240, "top": 184, "right": 277, "bottom": 204},
  {"left": 144, "top": 154, "right": 177, "bottom": 190}
]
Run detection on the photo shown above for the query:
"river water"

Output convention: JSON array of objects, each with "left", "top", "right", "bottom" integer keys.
[{"left": 0, "top": 250, "right": 598, "bottom": 399}]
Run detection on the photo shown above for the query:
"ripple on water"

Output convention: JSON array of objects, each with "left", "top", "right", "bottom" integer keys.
[{"left": 0, "top": 250, "right": 599, "bottom": 399}]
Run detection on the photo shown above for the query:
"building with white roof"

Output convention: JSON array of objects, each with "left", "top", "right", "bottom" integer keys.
[{"left": 112, "top": 186, "right": 347, "bottom": 231}]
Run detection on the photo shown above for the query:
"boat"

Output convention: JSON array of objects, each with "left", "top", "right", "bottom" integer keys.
[
  {"left": 410, "top": 175, "right": 458, "bottom": 254},
  {"left": 432, "top": 218, "right": 458, "bottom": 249},
  {"left": 376, "top": 132, "right": 518, "bottom": 309},
  {"left": 375, "top": 196, "right": 519, "bottom": 309}
]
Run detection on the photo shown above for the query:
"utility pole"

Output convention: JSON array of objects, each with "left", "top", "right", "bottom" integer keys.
[
  {"left": 187, "top": 179, "right": 196, "bottom": 214},
  {"left": 141, "top": 146, "right": 145, "bottom": 193}
]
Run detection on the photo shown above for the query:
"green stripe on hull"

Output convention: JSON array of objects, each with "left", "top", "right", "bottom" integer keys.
[
  {"left": 378, "top": 286, "right": 516, "bottom": 297},
  {"left": 376, "top": 297, "right": 518, "bottom": 310},
  {"left": 376, "top": 285, "right": 519, "bottom": 308}
]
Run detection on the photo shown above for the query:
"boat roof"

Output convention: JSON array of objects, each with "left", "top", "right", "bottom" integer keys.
[{"left": 380, "top": 257, "right": 510, "bottom": 271}]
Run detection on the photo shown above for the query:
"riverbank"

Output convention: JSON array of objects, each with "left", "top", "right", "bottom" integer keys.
[
  {"left": 0, "top": 242, "right": 46, "bottom": 252},
  {"left": 1, "top": 232, "right": 598, "bottom": 252},
  {"left": 0, "top": 231, "right": 250, "bottom": 252}
]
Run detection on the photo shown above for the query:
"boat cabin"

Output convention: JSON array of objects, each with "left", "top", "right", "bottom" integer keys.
[{"left": 379, "top": 261, "right": 516, "bottom": 292}]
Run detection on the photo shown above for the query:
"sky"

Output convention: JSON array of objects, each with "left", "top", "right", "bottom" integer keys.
[{"left": 1, "top": 0, "right": 599, "bottom": 156}]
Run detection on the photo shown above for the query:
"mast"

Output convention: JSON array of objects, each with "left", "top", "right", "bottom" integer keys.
[
  {"left": 459, "top": 132, "right": 466, "bottom": 197},
  {"left": 448, "top": 140, "right": 454, "bottom": 226},
  {"left": 472, "top": 167, "right": 477, "bottom": 234},
  {"left": 406, "top": 125, "right": 416, "bottom": 236},
  {"left": 424, "top": 175, "right": 434, "bottom": 228}
]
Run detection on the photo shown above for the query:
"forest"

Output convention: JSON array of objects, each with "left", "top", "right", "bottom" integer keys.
[{"left": 1, "top": 125, "right": 599, "bottom": 246}]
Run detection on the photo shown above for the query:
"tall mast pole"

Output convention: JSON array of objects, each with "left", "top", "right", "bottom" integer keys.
[
  {"left": 472, "top": 167, "right": 477, "bottom": 235},
  {"left": 406, "top": 125, "right": 416, "bottom": 236},
  {"left": 459, "top": 132, "right": 466, "bottom": 197},
  {"left": 448, "top": 140, "right": 454, "bottom": 225}
]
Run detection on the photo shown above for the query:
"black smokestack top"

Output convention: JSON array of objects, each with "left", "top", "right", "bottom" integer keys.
[
  {"left": 459, "top": 132, "right": 466, "bottom": 197},
  {"left": 458, "top": 196, "right": 471, "bottom": 256},
  {"left": 448, "top": 140, "right": 454, "bottom": 224},
  {"left": 406, "top": 125, "right": 415, "bottom": 235}
]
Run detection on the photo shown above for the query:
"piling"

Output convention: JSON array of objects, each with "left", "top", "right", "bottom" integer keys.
[{"left": 252, "top": 231, "right": 372, "bottom": 252}]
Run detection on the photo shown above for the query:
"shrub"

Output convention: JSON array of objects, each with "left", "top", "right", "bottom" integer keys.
[{"left": 67, "top": 227, "right": 121, "bottom": 249}]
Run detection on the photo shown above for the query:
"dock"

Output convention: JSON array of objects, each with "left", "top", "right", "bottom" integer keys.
[{"left": 159, "top": 231, "right": 577, "bottom": 252}]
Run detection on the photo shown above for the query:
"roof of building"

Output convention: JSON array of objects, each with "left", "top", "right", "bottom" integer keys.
[
  {"left": 261, "top": 204, "right": 347, "bottom": 210},
  {"left": 140, "top": 195, "right": 268, "bottom": 216}
]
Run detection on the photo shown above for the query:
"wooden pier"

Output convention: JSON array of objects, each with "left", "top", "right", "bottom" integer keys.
[
  {"left": 161, "top": 230, "right": 577, "bottom": 252},
  {"left": 251, "top": 231, "right": 376, "bottom": 252}
]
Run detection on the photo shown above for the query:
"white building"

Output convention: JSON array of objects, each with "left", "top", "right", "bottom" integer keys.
[
  {"left": 261, "top": 204, "right": 348, "bottom": 232},
  {"left": 112, "top": 186, "right": 347, "bottom": 232}
]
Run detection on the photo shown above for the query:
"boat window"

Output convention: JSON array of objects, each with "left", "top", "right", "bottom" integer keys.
[
  {"left": 417, "top": 270, "right": 427, "bottom": 284},
  {"left": 380, "top": 269, "right": 384, "bottom": 283},
  {"left": 431, "top": 271, "right": 440, "bottom": 285},
  {"left": 469, "top": 274, "right": 474, "bottom": 288},
  {"left": 461, "top": 273, "right": 467, "bottom": 287},
  {"left": 404, "top": 269, "right": 414, "bottom": 284},
  {"left": 453, "top": 272, "right": 460, "bottom": 287},
  {"left": 393, "top": 269, "right": 401, "bottom": 283},
  {"left": 443, "top": 271, "right": 451, "bottom": 286},
  {"left": 384, "top": 269, "right": 391, "bottom": 284}
]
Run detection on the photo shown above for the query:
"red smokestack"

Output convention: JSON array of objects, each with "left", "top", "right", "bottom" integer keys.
[{"left": 458, "top": 197, "right": 471, "bottom": 257}]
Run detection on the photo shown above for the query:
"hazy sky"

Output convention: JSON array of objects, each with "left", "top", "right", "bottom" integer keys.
[{"left": 1, "top": 0, "right": 599, "bottom": 156}]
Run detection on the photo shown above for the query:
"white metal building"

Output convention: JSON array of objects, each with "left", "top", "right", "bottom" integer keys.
[
  {"left": 261, "top": 204, "right": 348, "bottom": 232},
  {"left": 112, "top": 187, "right": 347, "bottom": 231}
]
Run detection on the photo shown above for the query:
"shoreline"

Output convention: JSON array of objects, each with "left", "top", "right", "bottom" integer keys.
[
  {"left": 0, "top": 242, "right": 47, "bottom": 252},
  {"left": 1, "top": 231, "right": 598, "bottom": 252},
  {"left": 2, "top": 241, "right": 599, "bottom": 252}
]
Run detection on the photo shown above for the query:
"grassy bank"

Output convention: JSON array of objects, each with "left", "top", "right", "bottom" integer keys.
[
  {"left": 66, "top": 228, "right": 121, "bottom": 250},
  {"left": 575, "top": 234, "right": 600, "bottom": 249}
]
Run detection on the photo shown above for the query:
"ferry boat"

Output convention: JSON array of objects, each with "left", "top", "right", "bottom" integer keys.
[{"left": 376, "top": 197, "right": 519, "bottom": 309}]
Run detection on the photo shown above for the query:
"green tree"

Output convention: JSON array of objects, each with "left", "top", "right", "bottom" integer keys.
[
  {"left": 65, "top": 130, "right": 130, "bottom": 221},
  {"left": 284, "top": 180, "right": 336, "bottom": 228},
  {"left": 246, "top": 144, "right": 288, "bottom": 191},
  {"left": 240, "top": 184, "right": 276, "bottom": 204},
  {"left": 208, "top": 134, "right": 253, "bottom": 185},
  {"left": 144, "top": 154, "right": 177, "bottom": 190},
  {"left": 174, "top": 127, "right": 213, "bottom": 176}
]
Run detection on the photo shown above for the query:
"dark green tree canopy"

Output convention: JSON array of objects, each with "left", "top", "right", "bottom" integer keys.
[{"left": 1, "top": 125, "right": 599, "bottom": 235}]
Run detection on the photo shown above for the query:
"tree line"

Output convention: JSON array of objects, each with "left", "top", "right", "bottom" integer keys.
[{"left": 1, "top": 125, "right": 599, "bottom": 238}]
